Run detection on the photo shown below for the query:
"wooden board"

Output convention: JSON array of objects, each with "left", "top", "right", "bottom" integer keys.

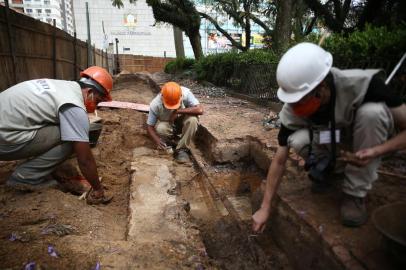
[{"left": 98, "top": 101, "right": 150, "bottom": 112}]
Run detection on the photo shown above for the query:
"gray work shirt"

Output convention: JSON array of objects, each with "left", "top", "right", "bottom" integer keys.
[
  {"left": 59, "top": 104, "right": 89, "bottom": 142},
  {"left": 147, "top": 86, "right": 199, "bottom": 126}
]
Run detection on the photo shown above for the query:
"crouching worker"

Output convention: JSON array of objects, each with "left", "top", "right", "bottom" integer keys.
[
  {"left": 0, "top": 66, "right": 114, "bottom": 205},
  {"left": 252, "top": 43, "right": 406, "bottom": 231},
  {"left": 147, "top": 82, "right": 204, "bottom": 163}
]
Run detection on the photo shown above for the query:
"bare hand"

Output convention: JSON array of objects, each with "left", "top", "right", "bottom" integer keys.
[
  {"left": 91, "top": 188, "right": 104, "bottom": 199},
  {"left": 354, "top": 148, "right": 378, "bottom": 165},
  {"left": 339, "top": 150, "right": 375, "bottom": 167},
  {"left": 156, "top": 139, "right": 167, "bottom": 150},
  {"left": 252, "top": 207, "right": 270, "bottom": 233}
]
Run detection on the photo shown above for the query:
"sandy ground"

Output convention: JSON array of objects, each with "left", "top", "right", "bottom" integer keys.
[
  {"left": 0, "top": 74, "right": 292, "bottom": 269},
  {"left": 2, "top": 71, "right": 402, "bottom": 269},
  {"left": 0, "top": 79, "right": 156, "bottom": 269}
]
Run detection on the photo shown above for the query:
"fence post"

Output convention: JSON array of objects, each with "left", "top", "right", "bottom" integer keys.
[
  {"left": 4, "top": 0, "right": 17, "bottom": 84},
  {"left": 93, "top": 44, "right": 96, "bottom": 66},
  {"left": 73, "top": 32, "right": 77, "bottom": 80},
  {"left": 52, "top": 19, "right": 57, "bottom": 79},
  {"left": 105, "top": 50, "right": 108, "bottom": 70},
  {"left": 101, "top": 49, "right": 103, "bottom": 68},
  {"left": 86, "top": 42, "right": 89, "bottom": 68},
  {"left": 115, "top": 38, "right": 120, "bottom": 74}
]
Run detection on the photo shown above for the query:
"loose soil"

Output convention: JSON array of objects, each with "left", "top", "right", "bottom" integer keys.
[
  {"left": 0, "top": 74, "right": 291, "bottom": 269},
  {"left": 0, "top": 80, "right": 155, "bottom": 269}
]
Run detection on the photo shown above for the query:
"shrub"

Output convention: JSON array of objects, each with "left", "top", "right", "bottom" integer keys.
[
  {"left": 164, "top": 58, "right": 196, "bottom": 74},
  {"left": 194, "top": 49, "right": 280, "bottom": 85},
  {"left": 307, "top": 25, "right": 406, "bottom": 64}
]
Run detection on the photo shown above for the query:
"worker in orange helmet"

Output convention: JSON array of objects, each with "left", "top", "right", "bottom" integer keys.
[
  {"left": 0, "top": 66, "right": 113, "bottom": 205},
  {"left": 146, "top": 82, "right": 204, "bottom": 163}
]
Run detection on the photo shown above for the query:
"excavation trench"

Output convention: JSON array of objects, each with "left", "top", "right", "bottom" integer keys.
[
  {"left": 126, "top": 141, "right": 291, "bottom": 269},
  {"left": 0, "top": 75, "right": 291, "bottom": 269},
  {"left": 2, "top": 74, "right": 403, "bottom": 269}
]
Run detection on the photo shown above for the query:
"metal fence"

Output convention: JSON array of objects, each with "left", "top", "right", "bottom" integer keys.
[
  {"left": 226, "top": 56, "right": 406, "bottom": 105},
  {"left": 227, "top": 62, "right": 279, "bottom": 104}
]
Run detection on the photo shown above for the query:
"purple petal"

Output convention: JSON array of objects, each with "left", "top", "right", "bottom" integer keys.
[
  {"left": 9, "top": 233, "right": 17, "bottom": 241},
  {"left": 24, "top": 262, "right": 36, "bottom": 270},
  {"left": 94, "top": 262, "right": 101, "bottom": 270},
  {"left": 47, "top": 245, "right": 59, "bottom": 258}
]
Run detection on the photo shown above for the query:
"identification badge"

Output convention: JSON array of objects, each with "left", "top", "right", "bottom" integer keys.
[{"left": 319, "top": 130, "right": 340, "bottom": 144}]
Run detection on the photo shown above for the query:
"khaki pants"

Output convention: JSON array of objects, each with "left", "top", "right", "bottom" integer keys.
[
  {"left": 288, "top": 103, "right": 394, "bottom": 197},
  {"left": 0, "top": 125, "right": 73, "bottom": 184},
  {"left": 155, "top": 116, "right": 198, "bottom": 150}
]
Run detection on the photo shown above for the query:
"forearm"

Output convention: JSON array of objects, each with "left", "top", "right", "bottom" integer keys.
[
  {"left": 147, "top": 125, "right": 161, "bottom": 144},
  {"left": 177, "top": 105, "right": 204, "bottom": 116},
  {"left": 73, "top": 142, "right": 102, "bottom": 190},
  {"left": 77, "top": 155, "right": 101, "bottom": 190},
  {"left": 260, "top": 147, "right": 288, "bottom": 211},
  {"left": 374, "top": 130, "right": 406, "bottom": 157}
]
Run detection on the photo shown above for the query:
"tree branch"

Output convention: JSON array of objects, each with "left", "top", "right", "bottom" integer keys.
[
  {"left": 247, "top": 13, "right": 272, "bottom": 35},
  {"left": 304, "top": 0, "right": 346, "bottom": 32},
  {"left": 199, "top": 12, "right": 245, "bottom": 51}
]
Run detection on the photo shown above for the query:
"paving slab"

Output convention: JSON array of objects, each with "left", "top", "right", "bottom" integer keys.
[{"left": 126, "top": 147, "right": 212, "bottom": 268}]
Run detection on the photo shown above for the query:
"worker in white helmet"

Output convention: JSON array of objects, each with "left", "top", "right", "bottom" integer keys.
[{"left": 252, "top": 43, "right": 406, "bottom": 230}]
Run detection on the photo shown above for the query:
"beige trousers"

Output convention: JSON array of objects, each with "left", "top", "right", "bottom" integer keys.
[
  {"left": 288, "top": 102, "right": 394, "bottom": 197},
  {"left": 155, "top": 116, "right": 198, "bottom": 150}
]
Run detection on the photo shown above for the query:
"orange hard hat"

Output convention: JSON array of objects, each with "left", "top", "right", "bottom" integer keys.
[
  {"left": 80, "top": 66, "right": 113, "bottom": 101},
  {"left": 161, "top": 82, "right": 182, "bottom": 109}
]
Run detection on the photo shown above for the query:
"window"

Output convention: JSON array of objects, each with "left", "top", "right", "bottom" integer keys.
[
  {"left": 26, "top": 8, "right": 33, "bottom": 13},
  {"left": 46, "top": 18, "right": 52, "bottom": 23},
  {"left": 36, "top": 9, "right": 42, "bottom": 14},
  {"left": 44, "top": 0, "right": 50, "bottom": 4},
  {"left": 45, "top": 9, "right": 51, "bottom": 13}
]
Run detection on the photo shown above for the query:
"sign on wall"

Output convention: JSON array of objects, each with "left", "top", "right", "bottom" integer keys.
[{"left": 124, "top": 13, "right": 137, "bottom": 27}]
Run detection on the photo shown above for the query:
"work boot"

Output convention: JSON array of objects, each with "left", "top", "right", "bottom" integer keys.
[
  {"left": 340, "top": 193, "right": 367, "bottom": 227},
  {"left": 175, "top": 149, "right": 190, "bottom": 164}
]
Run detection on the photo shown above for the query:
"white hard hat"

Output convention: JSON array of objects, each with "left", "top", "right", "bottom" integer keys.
[{"left": 276, "top": 42, "right": 333, "bottom": 103}]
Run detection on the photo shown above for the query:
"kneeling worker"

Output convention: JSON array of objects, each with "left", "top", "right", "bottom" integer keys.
[
  {"left": 147, "top": 82, "right": 204, "bottom": 163},
  {"left": 0, "top": 66, "right": 113, "bottom": 204},
  {"left": 252, "top": 43, "right": 406, "bottom": 231}
]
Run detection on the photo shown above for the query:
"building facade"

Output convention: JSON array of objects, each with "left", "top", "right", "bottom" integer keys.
[
  {"left": 1, "top": 0, "right": 75, "bottom": 35},
  {"left": 72, "top": 0, "right": 176, "bottom": 57}
]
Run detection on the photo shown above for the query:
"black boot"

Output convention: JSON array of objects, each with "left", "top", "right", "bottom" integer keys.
[
  {"left": 340, "top": 193, "right": 367, "bottom": 227},
  {"left": 175, "top": 148, "right": 190, "bottom": 164}
]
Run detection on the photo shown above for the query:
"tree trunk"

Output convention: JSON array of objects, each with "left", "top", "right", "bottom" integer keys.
[
  {"left": 244, "top": 3, "right": 251, "bottom": 51},
  {"left": 188, "top": 30, "right": 203, "bottom": 60},
  {"left": 273, "top": 0, "right": 293, "bottom": 52},
  {"left": 173, "top": 26, "right": 185, "bottom": 58}
]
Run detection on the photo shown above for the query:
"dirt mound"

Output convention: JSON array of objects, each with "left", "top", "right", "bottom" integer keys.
[{"left": 114, "top": 72, "right": 161, "bottom": 94}]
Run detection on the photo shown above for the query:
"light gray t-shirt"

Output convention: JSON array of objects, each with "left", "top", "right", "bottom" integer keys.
[
  {"left": 147, "top": 86, "right": 199, "bottom": 126},
  {"left": 0, "top": 79, "right": 85, "bottom": 144},
  {"left": 59, "top": 105, "right": 89, "bottom": 142}
]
